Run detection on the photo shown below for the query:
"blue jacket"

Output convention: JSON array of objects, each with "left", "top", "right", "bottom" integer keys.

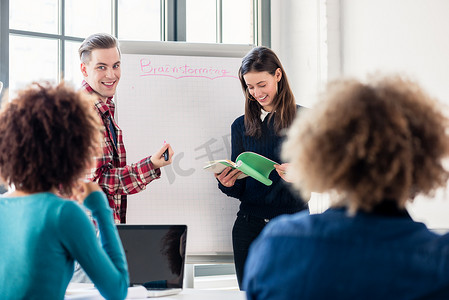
[{"left": 243, "top": 206, "right": 449, "bottom": 299}]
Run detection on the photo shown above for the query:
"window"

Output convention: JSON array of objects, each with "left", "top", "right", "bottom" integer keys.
[
  {"left": 118, "top": 0, "right": 161, "bottom": 41},
  {"left": 2, "top": 0, "right": 269, "bottom": 96},
  {"left": 65, "top": 0, "right": 112, "bottom": 38},
  {"left": 9, "top": 35, "right": 59, "bottom": 94},
  {"left": 10, "top": 0, "right": 58, "bottom": 34},
  {"left": 222, "top": 0, "right": 253, "bottom": 44},
  {"left": 186, "top": 0, "right": 254, "bottom": 44},
  {"left": 186, "top": 0, "right": 216, "bottom": 43},
  {"left": 5, "top": 0, "right": 161, "bottom": 94},
  {"left": 64, "top": 40, "right": 83, "bottom": 87}
]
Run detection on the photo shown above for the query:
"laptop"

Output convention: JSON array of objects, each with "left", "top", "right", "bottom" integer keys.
[{"left": 116, "top": 224, "right": 187, "bottom": 298}]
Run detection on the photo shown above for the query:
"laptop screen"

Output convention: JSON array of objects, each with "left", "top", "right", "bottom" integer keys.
[{"left": 116, "top": 224, "right": 187, "bottom": 288}]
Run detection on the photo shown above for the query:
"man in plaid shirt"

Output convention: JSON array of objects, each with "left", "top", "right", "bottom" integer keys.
[{"left": 79, "top": 33, "right": 173, "bottom": 224}]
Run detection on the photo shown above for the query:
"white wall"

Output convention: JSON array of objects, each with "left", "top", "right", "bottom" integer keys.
[
  {"left": 271, "top": 0, "right": 339, "bottom": 213},
  {"left": 339, "top": 0, "right": 449, "bottom": 228},
  {"left": 271, "top": 0, "right": 328, "bottom": 108},
  {"left": 341, "top": 0, "right": 449, "bottom": 102},
  {"left": 272, "top": 0, "right": 449, "bottom": 228}
]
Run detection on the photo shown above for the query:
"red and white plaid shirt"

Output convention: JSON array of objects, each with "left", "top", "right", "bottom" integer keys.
[{"left": 82, "top": 81, "right": 161, "bottom": 223}]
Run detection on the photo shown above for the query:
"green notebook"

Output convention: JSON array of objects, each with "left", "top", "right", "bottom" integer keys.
[{"left": 203, "top": 151, "right": 279, "bottom": 186}]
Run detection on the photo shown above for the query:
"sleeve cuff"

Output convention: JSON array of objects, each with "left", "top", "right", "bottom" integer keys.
[{"left": 137, "top": 156, "right": 162, "bottom": 183}]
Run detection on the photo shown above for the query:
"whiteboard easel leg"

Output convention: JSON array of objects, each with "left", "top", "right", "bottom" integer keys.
[{"left": 184, "top": 264, "right": 195, "bottom": 288}]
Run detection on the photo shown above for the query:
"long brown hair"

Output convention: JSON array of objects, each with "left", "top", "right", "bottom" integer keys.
[{"left": 239, "top": 46, "right": 296, "bottom": 138}]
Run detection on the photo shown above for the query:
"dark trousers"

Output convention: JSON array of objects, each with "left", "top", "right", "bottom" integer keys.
[{"left": 232, "top": 214, "right": 269, "bottom": 290}]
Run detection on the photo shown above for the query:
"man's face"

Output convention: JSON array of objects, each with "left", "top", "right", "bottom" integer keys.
[{"left": 81, "top": 47, "right": 121, "bottom": 101}]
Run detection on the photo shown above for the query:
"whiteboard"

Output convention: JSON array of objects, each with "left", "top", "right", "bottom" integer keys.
[{"left": 115, "top": 41, "right": 254, "bottom": 256}]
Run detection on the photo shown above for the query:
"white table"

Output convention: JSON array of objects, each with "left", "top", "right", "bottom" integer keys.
[
  {"left": 149, "top": 288, "right": 246, "bottom": 300},
  {"left": 65, "top": 283, "right": 246, "bottom": 300}
]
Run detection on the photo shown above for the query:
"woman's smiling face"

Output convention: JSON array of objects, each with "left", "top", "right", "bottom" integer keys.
[{"left": 243, "top": 68, "right": 282, "bottom": 112}]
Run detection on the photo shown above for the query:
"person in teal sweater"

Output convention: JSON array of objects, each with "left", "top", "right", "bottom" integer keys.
[
  {"left": 214, "top": 46, "right": 308, "bottom": 289},
  {"left": 0, "top": 82, "right": 129, "bottom": 299}
]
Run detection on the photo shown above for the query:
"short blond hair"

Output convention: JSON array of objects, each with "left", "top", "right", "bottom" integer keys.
[
  {"left": 79, "top": 33, "right": 120, "bottom": 64},
  {"left": 282, "top": 74, "right": 449, "bottom": 213}
]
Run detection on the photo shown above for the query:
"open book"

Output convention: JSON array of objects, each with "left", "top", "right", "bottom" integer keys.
[{"left": 203, "top": 151, "right": 279, "bottom": 186}]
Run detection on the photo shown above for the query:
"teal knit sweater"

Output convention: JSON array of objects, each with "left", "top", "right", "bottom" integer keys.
[{"left": 0, "top": 191, "right": 129, "bottom": 300}]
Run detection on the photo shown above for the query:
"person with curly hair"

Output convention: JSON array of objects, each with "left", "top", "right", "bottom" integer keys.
[
  {"left": 243, "top": 74, "right": 449, "bottom": 299},
  {"left": 0, "top": 82, "right": 129, "bottom": 300},
  {"left": 214, "top": 46, "right": 308, "bottom": 289}
]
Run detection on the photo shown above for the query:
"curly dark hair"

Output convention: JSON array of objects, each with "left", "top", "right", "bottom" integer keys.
[
  {"left": 282, "top": 74, "right": 449, "bottom": 213},
  {"left": 0, "top": 82, "right": 102, "bottom": 195},
  {"left": 160, "top": 226, "right": 187, "bottom": 276}
]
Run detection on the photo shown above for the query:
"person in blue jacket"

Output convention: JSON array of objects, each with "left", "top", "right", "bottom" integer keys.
[
  {"left": 0, "top": 82, "right": 129, "bottom": 300},
  {"left": 215, "top": 46, "right": 308, "bottom": 289},
  {"left": 243, "top": 74, "right": 449, "bottom": 299}
]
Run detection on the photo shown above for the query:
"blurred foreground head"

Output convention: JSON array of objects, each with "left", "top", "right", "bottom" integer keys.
[
  {"left": 283, "top": 75, "right": 449, "bottom": 213},
  {"left": 0, "top": 82, "right": 101, "bottom": 195}
]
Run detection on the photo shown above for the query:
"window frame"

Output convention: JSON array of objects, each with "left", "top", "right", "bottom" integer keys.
[{"left": 0, "top": 0, "right": 270, "bottom": 93}]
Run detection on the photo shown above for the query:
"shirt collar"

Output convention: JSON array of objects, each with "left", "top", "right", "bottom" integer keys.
[
  {"left": 370, "top": 200, "right": 410, "bottom": 218},
  {"left": 81, "top": 80, "right": 115, "bottom": 118},
  {"left": 260, "top": 108, "right": 270, "bottom": 122}
]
